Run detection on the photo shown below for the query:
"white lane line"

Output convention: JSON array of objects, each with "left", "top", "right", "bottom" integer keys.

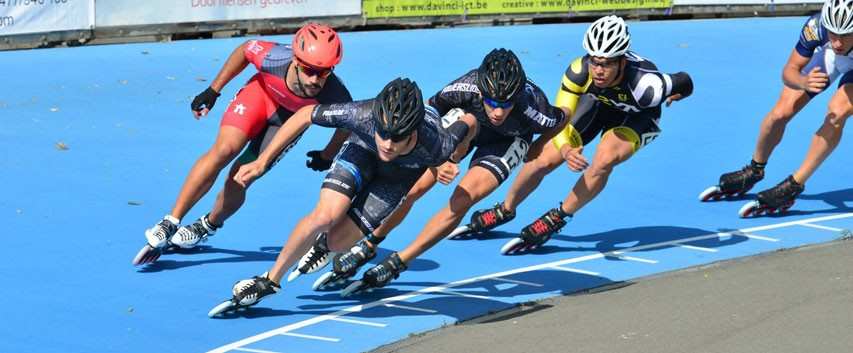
[
  {"left": 492, "top": 277, "right": 544, "bottom": 287},
  {"left": 208, "top": 212, "right": 853, "bottom": 353},
  {"left": 383, "top": 303, "right": 437, "bottom": 314},
  {"left": 234, "top": 348, "right": 282, "bottom": 353},
  {"left": 721, "top": 231, "right": 779, "bottom": 242},
  {"left": 798, "top": 223, "right": 843, "bottom": 232},
  {"left": 676, "top": 244, "right": 718, "bottom": 253},
  {"left": 607, "top": 254, "right": 658, "bottom": 264},
  {"left": 438, "top": 289, "right": 492, "bottom": 300},
  {"left": 329, "top": 317, "right": 387, "bottom": 328},
  {"left": 550, "top": 265, "right": 600, "bottom": 276},
  {"left": 280, "top": 332, "right": 340, "bottom": 342}
]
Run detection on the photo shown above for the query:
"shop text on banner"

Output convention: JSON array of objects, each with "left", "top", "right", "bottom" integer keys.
[
  {"left": 0, "top": 0, "right": 92, "bottom": 36},
  {"left": 96, "top": 0, "right": 359, "bottom": 27},
  {"left": 363, "top": 0, "right": 672, "bottom": 18}
]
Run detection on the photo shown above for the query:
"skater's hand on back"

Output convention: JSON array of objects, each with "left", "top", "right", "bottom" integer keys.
[
  {"left": 437, "top": 161, "right": 460, "bottom": 185},
  {"left": 803, "top": 67, "right": 829, "bottom": 93},
  {"left": 560, "top": 145, "right": 587, "bottom": 172},
  {"left": 234, "top": 160, "right": 265, "bottom": 187}
]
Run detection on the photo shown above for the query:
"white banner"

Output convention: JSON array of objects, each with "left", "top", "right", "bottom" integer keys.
[
  {"left": 96, "top": 0, "right": 360, "bottom": 27},
  {"left": 673, "top": 0, "right": 821, "bottom": 5},
  {"left": 0, "top": 0, "right": 93, "bottom": 36}
]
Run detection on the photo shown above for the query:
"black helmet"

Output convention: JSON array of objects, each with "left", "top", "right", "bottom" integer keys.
[
  {"left": 476, "top": 48, "right": 526, "bottom": 103},
  {"left": 373, "top": 77, "right": 425, "bottom": 140}
]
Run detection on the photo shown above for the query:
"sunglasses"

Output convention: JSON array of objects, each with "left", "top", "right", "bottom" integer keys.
[
  {"left": 589, "top": 57, "right": 621, "bottom": 68},
  {"left": 376, "top": 129, "right": 411, "bottom": 143},
  {"left": 483, "top": 97, "right": 514, "bottom": 109},
  {"left": 296, "top": 60, "right": 333, "bottom": 78}
]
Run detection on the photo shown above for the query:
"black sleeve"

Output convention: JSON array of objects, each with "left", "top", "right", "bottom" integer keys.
[
  {"left": 310, "top": 101, "right": 367, "bottom": 132},
  {"left": 446, "top": 120, "right": 470, "bottom": 143},
  {"left": 670, "top": 72, "right": 693, "bottom": 98},
  {"left": 428, "top": 90, "right": 458, "bottom": 116},
  {"left": 319, "top": 75, "right": 354, "bottom": 104}
]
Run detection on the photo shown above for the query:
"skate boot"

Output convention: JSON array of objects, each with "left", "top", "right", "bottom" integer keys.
[
  {"left": 312, "top": 239, "right": 377, "bottom": 291},
  {"left": 342, "top": 252, "right": 408, "bottom": 297},
  {"left": 447, "top": 202, "right": 516, "bottom": 240},
  {"left": 287, "top": 233, "right": 338, "bottom": 282},
  {"left": 170, "top": 214, "right": 218, "bottom": 249},
  {"left": 738, "top": 175, "right": 804, "bottom": 217},
  {"left": 208, "top": 272, "right": 280, "bottom": 317},
  {"left": 699, "top": 161, "right": 765, "bottom": 201},
  {"left": 133, "top": 215, "right": 179, "bottom": 266},
  {"left": 501, "top": 207, "right": 570, "bottom": 255}
]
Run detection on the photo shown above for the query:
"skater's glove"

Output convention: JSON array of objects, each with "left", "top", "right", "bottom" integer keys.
[
  {"left": 191, "top": 86, "right": 221, "bottom": 118},
  {"left": 305, "top": 150, "right": 333, "bottom": 171}
]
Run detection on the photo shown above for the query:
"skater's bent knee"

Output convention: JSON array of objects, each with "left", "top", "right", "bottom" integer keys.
[{"left": 767, "top": 106, "right": 796, "bottom": 125}]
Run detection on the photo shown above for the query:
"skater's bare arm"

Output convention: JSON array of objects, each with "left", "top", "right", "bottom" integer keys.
[
  {"left": 782, "top": 49, "right": 825, "bottom": 92},
  {"left": 234, "top": 105, "right": 315, "bottom": 185},
  {"left": 191, "top": 42, "right": 252, "bottom": 118},
  {"left": 210, "top": 41, "right": 253, "bottom": 93},
  {"left": 448, "top": 113, "right": 479, "bottom": 163}
]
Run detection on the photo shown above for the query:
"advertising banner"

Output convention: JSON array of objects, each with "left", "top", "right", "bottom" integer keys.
[
  {"left": 0, "top": 0, "right": 92, "bottom": 36},
  {"left": 96, "top": 0, "right": 360, "bottom": 27},
  {"left": 363, "top": 0, "right": 672, "bottom": 18}
]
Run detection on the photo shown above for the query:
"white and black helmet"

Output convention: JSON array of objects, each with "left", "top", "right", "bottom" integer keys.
[
  {"left": 582, "top": 15, "right": 631, "bottom": 58},
  {"left": 822, "top": 0, "right": 853, "bottom": 35}
]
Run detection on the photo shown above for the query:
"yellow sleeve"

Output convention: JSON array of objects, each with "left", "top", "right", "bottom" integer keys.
[{"left": 552, "top": 56, "right": 591, "bottom": 150}]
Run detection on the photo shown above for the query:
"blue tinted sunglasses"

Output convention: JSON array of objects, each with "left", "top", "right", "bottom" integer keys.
[
  {"left": 484, "top": 97, "right": 514, "bottom": 109},
  {"left": 376, "top": 129, "right": 411, "bottom": 143}
]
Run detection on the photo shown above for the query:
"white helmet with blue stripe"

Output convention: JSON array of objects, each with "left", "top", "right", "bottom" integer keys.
[{"left": 822, "top": 0, "right": 853, "bottom": 35}]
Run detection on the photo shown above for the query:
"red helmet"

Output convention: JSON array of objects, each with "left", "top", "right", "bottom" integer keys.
[{"left": 292, "top": 23, "right": 343, "bottom": 69}]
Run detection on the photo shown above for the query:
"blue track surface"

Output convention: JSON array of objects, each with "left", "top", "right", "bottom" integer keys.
[{"left": 2, "top": 17, "right": 852, "bottom": 353}]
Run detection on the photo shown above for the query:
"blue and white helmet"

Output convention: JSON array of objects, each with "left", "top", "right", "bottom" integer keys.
[
  {"left": 582, "top": 15, "right": 631, "bottom": 58},
  {"left": 822, "top": 0, "right": 853, "bottom": 35}
]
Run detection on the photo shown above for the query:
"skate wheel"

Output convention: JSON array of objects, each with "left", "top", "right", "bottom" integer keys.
[
  {"left": 312, "top": 272, "right": 336, "bottom": 291},
  {"left": 132, "top": 244, "right": 162, "bottom": 266},
  {"left": 738, "top": 201, "right": 759, "bottom": 218},
  {"left": 341, "top": 280, "right": 366, "bottom": 298},
  {"left": 500, "top": 238, "right": 525, "bottom": 255},
  {"left": 699, "top": 186, "right": 722, "bottom": 202},
  {"left": 208, "top": 300, "right": 236, "bottom": 317},
  {"left": 446, "top": 225, "right": 474, "bottom": 240},
  {"left": 287, "top": 269, "right": 302, "bottom": 283}
]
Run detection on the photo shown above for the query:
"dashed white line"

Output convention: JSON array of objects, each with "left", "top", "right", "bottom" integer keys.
[
  {"left": 676, "top": 244, "right": 718, "bottom": 252},
  {"left": 329, "top": 317, "right": 387, "bottom": 328},
  {"left": 492, "top": 277, "right": 544, "bottom": 287},
  {"left": 383, "top": 303, "right": 437, "bottom": 314},
  {"left": 234, "top": 348, "right": 282, "bottom": 353},
  {"left": 607, "top": 254, "right": 658, "bottom": 264},
  {"left": 208, "top": 212, "right": 853, "bottom": 353},
  {"left": 722, "top": 232, "right": 779, "bottom": 242},
  {"left": 798, "top": 223, "right": 843, "bottom": 232},
  {"left": 550, "top": 265, "right": 600, "bottom": 276},
  {"left": 280, "top": 332, "right": 340, "bottom": 342},
  {"left": 439, "top": 289, "right": 492, "bottom": 300}
]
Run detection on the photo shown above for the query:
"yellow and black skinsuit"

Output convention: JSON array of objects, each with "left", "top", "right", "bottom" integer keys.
[{"left": 552, "top": 52, "right": 693, "bottom": 152}]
